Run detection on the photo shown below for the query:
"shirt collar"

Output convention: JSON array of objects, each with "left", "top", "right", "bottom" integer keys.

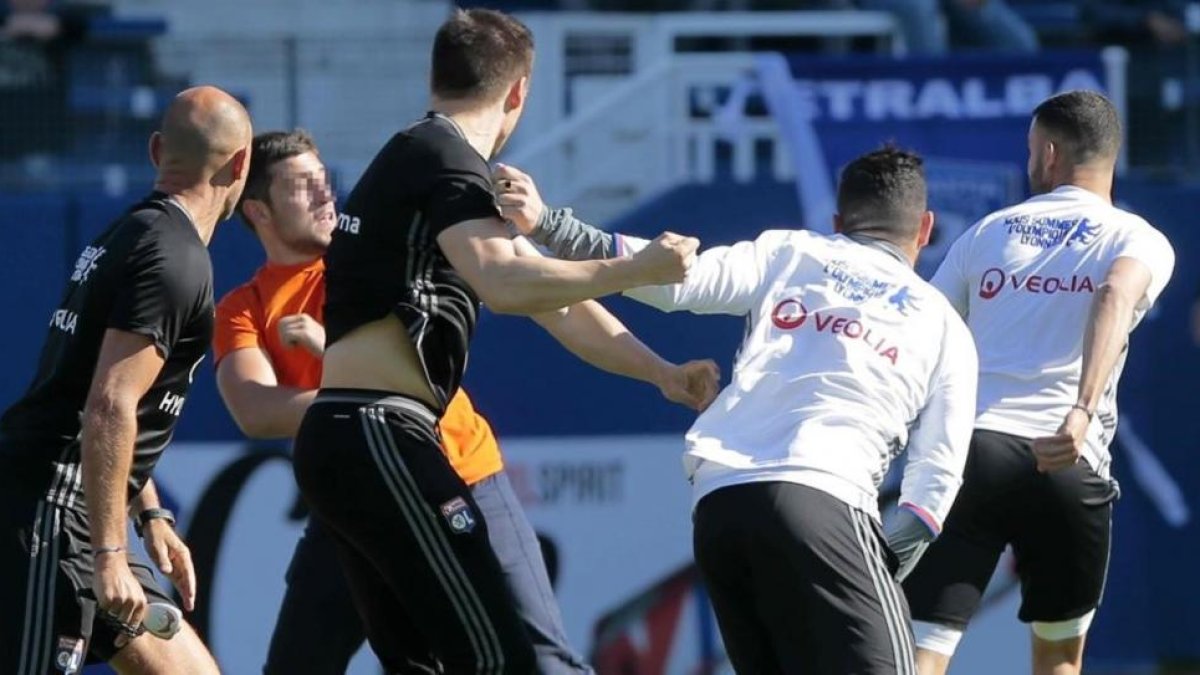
[
  {"left": 1042, "top": 184, "right": 1109, "bottom": 205},
  {"left": 844, "top": 232, "right": 911, "bottom": 268}
]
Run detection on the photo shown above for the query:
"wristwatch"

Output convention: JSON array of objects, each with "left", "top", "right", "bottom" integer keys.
[{"left": 135, "top": 508, "right": 176, "bottom": 538}]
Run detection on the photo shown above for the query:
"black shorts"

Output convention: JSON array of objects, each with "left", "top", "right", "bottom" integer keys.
[
  {"left": 0, "top": 491, "right": 175, "bottom": 674},
  {"left": 693, "top": 481, "right": 917, "bottom": 675},
  {"left": 292, "top": 389, "right": 535, "bottom": 674},
  {"left": 904, "top": 429, "right": 1118, "bottom": 628}
]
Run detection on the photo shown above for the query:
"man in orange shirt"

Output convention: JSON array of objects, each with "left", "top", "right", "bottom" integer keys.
[{"left": 215, "top": 130, "right": 718, "bottom": 674}]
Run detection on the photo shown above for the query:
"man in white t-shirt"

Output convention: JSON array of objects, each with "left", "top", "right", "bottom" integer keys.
[
  {"left": 903, "top": 90, "right": 1176, "bottom": 675},
  {"left": 497, "top": 147, "right": 979, "bottom": 674}
]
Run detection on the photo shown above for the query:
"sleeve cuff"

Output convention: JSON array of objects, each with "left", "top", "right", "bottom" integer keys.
[
  {"left": 899, "top": 502, "right": 942, "bottom": 537},
  {"left": 109, "top": 323, "right": 170, "bottom": 359}
]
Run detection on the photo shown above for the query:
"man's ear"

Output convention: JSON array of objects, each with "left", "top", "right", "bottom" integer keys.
[
  {"left": 504, "top": 76, "right": 528, "bottom": 113},
  {"left": 230, "top": 147, "right": 250, "bottom": 181},
  {"left": 917, "top": 210, "right": 935, "bottom": 248},
  {"left": 241, "top": 199, "right": 269, "bottom": 231},
  {"left": 148, "top": 132, "right": 163, "bottom": 169}
]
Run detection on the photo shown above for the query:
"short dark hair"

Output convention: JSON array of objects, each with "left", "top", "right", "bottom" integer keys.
[
  {"left": 237, "top": 129, "right": 319, "bottom": 227},
  {"left": 1032, "top": 90, "right": 1121, "bottom": 164},
  {"left": 836, "top": 144, "right": 927, "bottom": 242},
  {"left": 431, "top": 8, "right": 534, "bottom": 102}
]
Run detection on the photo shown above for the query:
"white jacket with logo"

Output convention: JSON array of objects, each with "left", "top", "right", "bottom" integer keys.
[
  {"left": 619, "top": 230, "right": 978, "bottom": 531},
  {"left": 931, "top": 185, "right": 1175, "bottom": 478}
]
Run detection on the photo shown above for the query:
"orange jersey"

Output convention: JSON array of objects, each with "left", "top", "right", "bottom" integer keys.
[{"left": 213, "top": 259, "right": 502, "bottom": 485}]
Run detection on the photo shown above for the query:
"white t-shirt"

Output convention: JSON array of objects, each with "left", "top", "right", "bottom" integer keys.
[
  {"left": 931, "top": 185, "right": 1175, "bottom": 478},
  {"left": 620, "top": 230, "right": 978, "bottom": 530}
]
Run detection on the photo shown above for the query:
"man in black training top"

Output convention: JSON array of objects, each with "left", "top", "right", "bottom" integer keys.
[
  {"left": 292, "top": 8, "right": 700, "bottom": 674},
  {"left": 0, "top": 86, "right": 251, "bottom": 675}
]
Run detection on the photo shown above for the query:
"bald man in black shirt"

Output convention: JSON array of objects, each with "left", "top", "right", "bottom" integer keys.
[{"left": 0, "top": 86, "right": 251, "bottom": 675}]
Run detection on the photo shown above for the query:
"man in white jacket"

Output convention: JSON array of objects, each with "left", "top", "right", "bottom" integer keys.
[{"left": 497, "top": 146, "right": 978, "bottom": 674}]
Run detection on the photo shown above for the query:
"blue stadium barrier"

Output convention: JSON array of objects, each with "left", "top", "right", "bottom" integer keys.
[{"left": 2, "top": 173, "right": 1198, "bottom": 669}]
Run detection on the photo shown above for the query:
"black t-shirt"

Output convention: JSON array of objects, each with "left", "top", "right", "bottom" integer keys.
[
  {"left": 325, "top": 113, "right": 500, "bottom": 409},
  {"left": 0, "top": 193, "right": 214, "bottom": 506}
]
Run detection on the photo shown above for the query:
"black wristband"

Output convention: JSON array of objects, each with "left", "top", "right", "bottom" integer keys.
[{"left": 135, "top": 508, "right": 175, "bottom": 538}]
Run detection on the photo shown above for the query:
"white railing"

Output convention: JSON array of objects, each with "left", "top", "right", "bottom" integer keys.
[
  {"left": 504, "top": 52, "right": 787, "bottom": 224},
  {"left": 514, "top": 10, "right": 902, "bottom": 151},
  {"left": 505, "top": 10, "right": 902, "bottom": 223},
  {"left": 506, "top": 45, "right": 1131, "bottom": 226}
]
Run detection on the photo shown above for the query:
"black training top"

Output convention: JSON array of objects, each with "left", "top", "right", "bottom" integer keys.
[
  {"left": 0, "top": 193, "right": 214, "bottom": 506},
  {"left": 324, "top": 113, "right": 500, "bottom": 409}
]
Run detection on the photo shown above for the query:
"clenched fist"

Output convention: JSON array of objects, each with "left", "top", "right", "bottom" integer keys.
[
  {"left": 278, "top": 313, "right": 325, "bottom": 357},
  {"left": 631, "top": 232, "right": 700, "bottom": 286},
  {"left": 658, "top": 359, "right": 721, "bottom": 412},
  {"left": 92, "top": 553, "right": 148, "bottom": 647}
]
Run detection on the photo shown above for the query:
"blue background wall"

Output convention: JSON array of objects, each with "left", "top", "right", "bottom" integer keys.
[{"left": 1, "top": 176, "right": 1197, "bottom": 666}]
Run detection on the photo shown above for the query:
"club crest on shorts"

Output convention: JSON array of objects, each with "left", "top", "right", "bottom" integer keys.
[
  {"left": 54, "top": 636, "right": 84, "bottom": 674},
  {"left": 440, "top": 497, "right": 476, "bottom": 534}
]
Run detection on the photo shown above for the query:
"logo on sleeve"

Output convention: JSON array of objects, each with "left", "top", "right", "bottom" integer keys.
[
  {"left": 70, "top": 246, "right": 106, "bottom": 283},
  {"left": 440, "top": 497, "right": 477, "bottom": 534}
]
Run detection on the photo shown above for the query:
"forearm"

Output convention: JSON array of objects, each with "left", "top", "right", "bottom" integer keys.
[
  {"left": 1076, "top": 284, "right": 1137, "bottom": 411},
  {"left": 81, "top": 401, "right": 137, "bottom": 550},
  {"left": 488, "top": 255, "right": 648, "bottom": 315},
  {"left": 534, "top": 300, "right": 672, "bottom": 387},
  {"left": 528, "top": 207, "right": 615, "bottom": 261},
  {"left": 224, "top": 384, "right": 316, "bottom": 439},
  {"left": 899, "top": 348, "right": 976, "bottom": 530}
]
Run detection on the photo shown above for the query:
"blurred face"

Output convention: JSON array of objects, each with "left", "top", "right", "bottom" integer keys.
[
  {"left": 1027, "top": 119, "right": 1055, "bottom": 195},
  {"left": 262, "top": 152, "right": 336, "bottom": 255}
]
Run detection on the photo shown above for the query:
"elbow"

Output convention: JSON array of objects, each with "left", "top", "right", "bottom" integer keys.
[
  {"left": 230, "top": 412, "right": 271, "bottom": 439},
  {"left": 82, "top": 390, "right": 134, "bottom": 431},
  {"left": 226, "top": 404, "right": 282, "bottom": 439},
  {"left": 1094, "top": 282, "right": 1137, "bottom": 317}
]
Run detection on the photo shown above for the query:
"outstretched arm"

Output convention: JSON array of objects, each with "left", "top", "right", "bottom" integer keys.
[
  {"left": 514, "top": 237, "right": 721, "bottom": 411},
  {"left": 438, "top": 217, "right": 697, "bottom": 315},
  {"left": 496, "top": 163, "right": 778, "bottom": 316},
  {"left": 496, "top": 162, "right": 616, "bottom": 261}
]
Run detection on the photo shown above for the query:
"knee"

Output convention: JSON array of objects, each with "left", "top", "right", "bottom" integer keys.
[
  {"left": 1031, "top": 612, "right": 1091, "bottom": 673},
  {"left": 110, "top": 623, "right": 220, "bottom": 675}
]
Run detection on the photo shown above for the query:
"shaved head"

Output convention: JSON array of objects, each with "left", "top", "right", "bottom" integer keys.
[
  {"left": 158, "top": 86, "right": 252, "bottom": 169},
  {"left": 151, "top": 85, "right": 254, "bottom": 223}
]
